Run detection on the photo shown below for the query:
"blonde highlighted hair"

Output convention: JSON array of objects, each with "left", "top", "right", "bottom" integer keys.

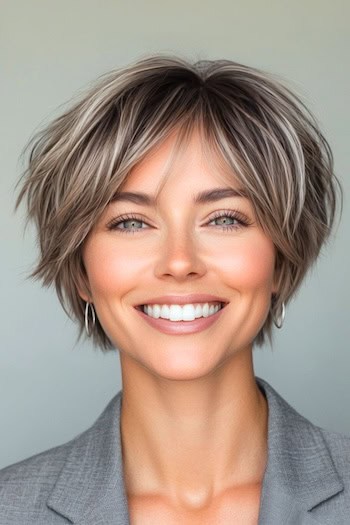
[{"left": 16, "top": 54, "right": 342, "bottom": 349}]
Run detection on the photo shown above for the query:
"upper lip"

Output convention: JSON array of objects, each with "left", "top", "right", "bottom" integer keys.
[{"left": 135, "top": 294, "right": 228, "bottom": 306}]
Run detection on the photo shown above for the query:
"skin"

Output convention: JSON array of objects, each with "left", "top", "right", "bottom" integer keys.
[{"left": 80, "top": 128, "right": 277, "bottom": 519}]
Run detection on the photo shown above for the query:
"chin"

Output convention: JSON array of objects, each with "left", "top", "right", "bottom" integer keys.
[{"left": 125, "top": 343, "right": 233, "bottom": 382}]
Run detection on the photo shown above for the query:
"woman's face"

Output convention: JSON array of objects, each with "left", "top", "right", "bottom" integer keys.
[{"left": 81, "top": 129, "right": 277, "bottom": 380}]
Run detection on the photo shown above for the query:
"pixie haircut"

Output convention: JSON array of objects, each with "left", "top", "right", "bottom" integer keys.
[{"left": 16, "top": 54, "right": 341, "bottom": 350}]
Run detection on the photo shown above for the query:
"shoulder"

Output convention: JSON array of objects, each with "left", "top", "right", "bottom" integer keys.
[
  {"left": 307, "top": 425, "right": 350, "bottom": 522},
  {"left": 256, "top": 376, "right": 350, "bottom": 523},
  {"left": 259, "top": 376, "right": 350, "bottom": 467},
  {"left": 0, "top": 439, "right": 74, "bottom": 524},
  {"left": 318, "top": 425, "right": 350, "bottom": 480},
  {"left": 0, "top": 392, "right": 124, "bottom": 524}
]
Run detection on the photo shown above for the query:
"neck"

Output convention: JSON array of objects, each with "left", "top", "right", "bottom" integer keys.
[{"left": 120, "top": 348, "right": 268, "bottom": 509}]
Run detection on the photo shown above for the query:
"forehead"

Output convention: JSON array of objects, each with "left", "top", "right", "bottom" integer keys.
[{"left": 120, "top": 127, "right": 240, "bottom": 195}]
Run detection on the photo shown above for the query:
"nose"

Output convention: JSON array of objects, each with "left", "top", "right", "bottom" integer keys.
[{"left": 154, "top": 230, "right": 207, "bottom": 282}]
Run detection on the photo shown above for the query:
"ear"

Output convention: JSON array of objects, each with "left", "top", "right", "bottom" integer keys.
[
  {"left": 271, "top": 278, "right": 279, "bottom": 296},
  {"left": 78, "top": 289, "right": 90, "bottom": 302},
  {"left": 271, "top": 251, "right": 282, "bottom": 296},
  {"left": 75, "top": 268, "right": 92, "bottom": 303}
]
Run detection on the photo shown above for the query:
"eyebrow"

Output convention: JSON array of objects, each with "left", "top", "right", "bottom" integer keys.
[{"left": 111, "top": 187, "right": 246, "bottom": 206}]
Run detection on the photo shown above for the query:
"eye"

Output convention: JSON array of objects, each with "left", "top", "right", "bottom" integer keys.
[
  {"left": 207, "top": 210, "right": 250, "bottom": 231},
  {"left": 106, "top": 214, "right": 148, "bottom": 234},
  {"left": 106, "top": 210, "right": 251, "bottom": 234}
]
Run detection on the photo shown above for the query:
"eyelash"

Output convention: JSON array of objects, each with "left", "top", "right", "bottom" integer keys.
[{"left": 106, "top": 210, "right": 251, "bottom": 234}]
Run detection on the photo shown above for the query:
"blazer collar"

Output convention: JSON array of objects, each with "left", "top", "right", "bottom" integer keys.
[
  {"left": 47, "top": 392, "right": 129, "bottom": 524},
  {"left": 256, "top": 377, "right": 343, "bottom": 524},
  {"left": 47, "top": 378, "right": 344, "bottom": 524}
]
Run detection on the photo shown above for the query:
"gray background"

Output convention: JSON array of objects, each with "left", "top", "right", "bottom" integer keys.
[{"left": 1, "top": 0, "right": 349, "bottom": 469}]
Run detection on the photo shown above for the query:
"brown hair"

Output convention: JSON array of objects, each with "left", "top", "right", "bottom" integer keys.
[{"left": 16, "top": 54, "right": 342, "bottom": 350}]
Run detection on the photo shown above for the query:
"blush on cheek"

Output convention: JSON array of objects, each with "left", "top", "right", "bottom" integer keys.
[
  {"left": 83, "top": 239, "right": 148, "bottom": 299},
  {"left": 221, "top": 241, "right": 275, "bottom": 290}
]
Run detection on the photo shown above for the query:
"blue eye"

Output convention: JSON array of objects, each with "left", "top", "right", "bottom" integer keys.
[
  {"left": 107, "top": 210, "right": 250, "bottom": 234},
  {"left": 107, "top": 214, "right": 147, "bottom": 234},
  {"left": 208, "top": 211, "right": 249, "bottom": 231},
  {"left": 210, "top": 215, "right": 238, "bottom": 226},
  {"left": 118, "top": 218, "right": 144, "bottom": 230}
]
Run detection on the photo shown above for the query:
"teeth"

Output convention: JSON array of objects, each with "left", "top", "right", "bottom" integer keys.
[
  {"left": 160, "top": 304, "right": 170, "bottom": 319},
  {"left": 203, "top": 303, "right": 209, "bottom": 317},
  {"left": 143, "top": 303, "right": 223, "bottom": 322},
  {"left": 195, "top": 304, "right": 202, "bottom": 318}
]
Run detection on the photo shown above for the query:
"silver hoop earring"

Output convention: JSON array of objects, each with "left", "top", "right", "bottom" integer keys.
[
  {"left": 85, "top": 302, "right": 96, "bottom": 336},
  {"left": 273, "top": 301, "right": 285, "bottom": 329}
]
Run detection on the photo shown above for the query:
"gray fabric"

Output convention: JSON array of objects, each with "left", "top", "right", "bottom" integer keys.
[{"left": 0, "top": 377, "right": 349, "bottom": 524}]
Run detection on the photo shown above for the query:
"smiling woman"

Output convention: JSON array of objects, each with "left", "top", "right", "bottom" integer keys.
[
  {"left": 0, "top": 55, "right": 349, "bottom": 525},
  {"left": 80, "top": 128, "right": 277, "bottom": 362}
]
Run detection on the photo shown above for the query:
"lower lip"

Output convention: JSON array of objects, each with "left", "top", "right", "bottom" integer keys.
[{"left": 134, "top": 305, "right": 226, "bottom": 335}]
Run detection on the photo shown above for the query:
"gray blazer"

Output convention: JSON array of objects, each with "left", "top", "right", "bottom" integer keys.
[{"left": 0, "top": 377, "right": 349, "bottom": 524}]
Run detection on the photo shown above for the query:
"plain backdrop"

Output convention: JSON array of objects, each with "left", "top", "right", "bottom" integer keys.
[{"left": 1, "top": 0, "right": 349, "bottom": 469}]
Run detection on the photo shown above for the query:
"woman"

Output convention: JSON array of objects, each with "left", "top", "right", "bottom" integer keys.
[{"left": 0, "top": 55, "right": 349, "bottom": 524}]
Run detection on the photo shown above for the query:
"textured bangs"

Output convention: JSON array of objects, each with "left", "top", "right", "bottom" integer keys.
[{"left": 16, "top": 55, "right": 342, "bottom": 349}]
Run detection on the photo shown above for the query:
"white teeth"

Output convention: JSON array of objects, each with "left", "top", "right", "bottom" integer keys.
[
  {"left": 202, "top": 303, "right": 209, "bottom": 318},
  {"left": 142, "top": 303, "right": 223, "bottom": 322},
  {"left": 152, "top": 304, "right": 161, "bottom": 318},
  {"left": 160, "top": 304, "right": 170, "bottom": 319},
  {"left": 169, "top": 305, "right": 185, "bottom": 321},
  {"left": 180, "top": 304, "right": 196, "bottom": 321},
  {"left": 195, "top": 304, "right": 202, "bottom": 318}
]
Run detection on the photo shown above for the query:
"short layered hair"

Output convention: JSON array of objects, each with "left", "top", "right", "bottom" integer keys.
[{"left": 16, "top": 54, "right": 342, "bottom": 350}]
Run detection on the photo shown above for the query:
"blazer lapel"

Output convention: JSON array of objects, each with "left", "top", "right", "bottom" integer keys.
[
  {"left": 46, "top": 391, "right": 130, "bottom": 525},
  {"left": 258, "top": 490, "right": 324, "bottom": 525},
  {"left": 256, "top": 377, "right": 344, "bottom": 525}
]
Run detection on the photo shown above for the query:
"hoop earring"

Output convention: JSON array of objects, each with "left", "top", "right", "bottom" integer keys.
[
  {"left": 273, "top": 301, "right": 285, "bottom": 329},
  {"left": 85, "top": 302, "right": 96, "bottom": 336}
]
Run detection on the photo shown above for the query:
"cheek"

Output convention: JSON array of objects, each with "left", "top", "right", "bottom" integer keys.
[
  {"left": 215, "top": 237, "right": 275, "bottom": 291},
  {"left": 83, "top": 237, "right": 145, "bottom": 298}
]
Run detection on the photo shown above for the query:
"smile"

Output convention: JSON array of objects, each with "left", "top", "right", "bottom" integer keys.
[
  {"left": 140, "top": 302, "right": 224, "bottom": 322},
  {"left": 134, "top": 301, "right": 228, "bottom": 335}
]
